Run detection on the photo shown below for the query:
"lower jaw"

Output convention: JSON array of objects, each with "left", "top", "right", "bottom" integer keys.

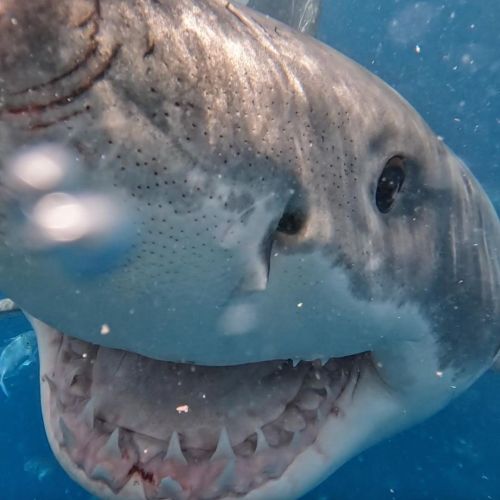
[{"left": 36, "top": 327, "right": 368, "bottom": 500}]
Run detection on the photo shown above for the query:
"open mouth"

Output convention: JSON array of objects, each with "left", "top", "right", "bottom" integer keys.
[{"left": 40, "top": 330, "right": 368, "bottom": 499}]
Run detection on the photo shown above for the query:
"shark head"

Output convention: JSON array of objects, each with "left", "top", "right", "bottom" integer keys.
[{"left": 1, "top": 0, "right": 500, "bottom": 498}]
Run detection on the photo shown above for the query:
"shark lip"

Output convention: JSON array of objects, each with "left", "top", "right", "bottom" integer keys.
[{"left": 40, "top": 330, "right": 367, "bottom": 499}]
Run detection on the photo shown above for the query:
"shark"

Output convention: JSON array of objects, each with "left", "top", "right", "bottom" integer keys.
[{"left": 0, "top": 0, "right": 499, "bottom": 499}]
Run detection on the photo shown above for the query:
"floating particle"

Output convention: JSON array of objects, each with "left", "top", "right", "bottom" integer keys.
[
  {"left": 176, "top": 404, "right": 189, "bottom": 414},
  {"left": 100, "top": 324, "right": 111, "bottom": 336}
]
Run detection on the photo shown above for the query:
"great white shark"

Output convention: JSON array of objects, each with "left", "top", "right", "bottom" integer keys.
[{"left": 0, "top": 0, "right": 499, "bottom": 499}]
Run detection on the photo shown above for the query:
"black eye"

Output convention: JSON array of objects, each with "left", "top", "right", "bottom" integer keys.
[{"left": 376, "top": 156, "right": 406, "bottom": 213}]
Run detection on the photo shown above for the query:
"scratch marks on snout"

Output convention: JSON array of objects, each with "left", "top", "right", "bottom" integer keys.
[
  {"left": 1, "top": 0, "right": 118, "bottom": 131},
  {"left": 6, "top": 45, "right": 120, "bottom": 116},
  {"left": 11, "top": 33, "right": 99, "bottom": 97},
  {"left": 71, "top": 0, "right": 101, "bottom": 28},
  {"left": 25, "top": 109, "right": 87, "bottom": 132}
]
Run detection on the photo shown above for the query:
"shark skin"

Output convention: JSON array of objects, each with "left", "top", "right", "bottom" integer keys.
[{"left": 0, "top": 0, "right": 500, "bottom": 499}]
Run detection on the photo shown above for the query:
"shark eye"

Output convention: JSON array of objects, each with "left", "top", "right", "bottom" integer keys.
[{"left": 376, "top": 156, "right": 406, "bottom": 214}]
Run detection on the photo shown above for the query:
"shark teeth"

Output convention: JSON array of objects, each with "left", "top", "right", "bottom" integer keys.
[
  {"left": 120, "top": 475, "right": 147, "bottom": 500},
  {"left": 90, "top": 463, "right": 114, "bottom": 483},
  {"left": 80, "top": 399, "right": 95, "bottom": 430},
  {"left": 254, "top": 428, "right": 269, "bottom": 454},
  {"left": 211, "top": 427, "right": 235, "bottom": 461},
  {"left": 44, "top": 375, "right": 58, "bottom": 394},
  {"left": 290, "top": 357, "right": 331, "bottom": 368},
  {"left": 215, "top": 459, "right": 236, "bottom": 490},
  {"left": 46, "top": 332, "right": 357, "bottom": 498},
  {"left": 59, "top": 418, "right": 76, "bottom": 448},
  {"left": 158, "top": 476, "right": 185, "bottom": 500},
  {"left": 100, "top": 428, "right": 122, "bottom": 460},
  {"left": 164, "top": 431, "right": 187, "bottom": 465},
  {"left": 290, "top": 430, "right": 302, "bottom": 449}
]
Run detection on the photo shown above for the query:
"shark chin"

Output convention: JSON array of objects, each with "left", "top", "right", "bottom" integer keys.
[{"left": 33, "top": 317, "right": 418, "bottom": 500}]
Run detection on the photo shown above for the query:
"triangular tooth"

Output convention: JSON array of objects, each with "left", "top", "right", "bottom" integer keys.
[
  {"left": 317, "top": 405, "right": 326, "bottom": 422},
  {"left": 44, "top": 375, "right": 57, "bottom": 394},
  {"left": 317, "top": 399, "right": 333, "bottom": 422},
  {"left": 312, "top": 358, "right": 327, "bottom": 368},
  {"left": 254, "top": 428, "right": 269, "bottom": 454},
  {"left": 120, "top": 475, "right": 147, "bottom": 499},
  {"left": 292, "top": 359, "right": 300, "bottom": 368},
  {"left": 90, "top": 464, "right": 114, "bottom": 483},
  {"left": 59, "top": 418, "right": 76, "bottom": 448},
  {"left": 211, "top": 427, "right": 235, "bottom": 461},
  {"left": 80, "top": 399, "right": 95, "bottom": 429},
  {"left": 101, "top": 428, "right": 122, "bottom": 460},
  {"left": 158, "top": 476, "right": 185, "bottom": 500},
  {"left": 165, "top": 431, "right": 187, "bottom": 465},
  {"left": 215, "top": 459, "right": 236, "bottom": 490},
  {"left": 291, "top": 431, "right": 302, "bottom": 448},
  {"left": 66, "top": 366, "right": 88, "bottom": 397}
]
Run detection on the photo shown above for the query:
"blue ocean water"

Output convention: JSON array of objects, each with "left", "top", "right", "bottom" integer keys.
[{"left": 1, "top": 1, "right": 499, "bottom": 499}]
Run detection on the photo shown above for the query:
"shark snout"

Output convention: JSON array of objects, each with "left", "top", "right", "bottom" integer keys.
[{"left": 0, "top": 0, "right": 100, "bottom": 96}]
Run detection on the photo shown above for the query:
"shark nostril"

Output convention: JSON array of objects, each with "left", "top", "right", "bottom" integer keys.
[{"left": 277, "top": 211, "right": 306, "bottom": 235}]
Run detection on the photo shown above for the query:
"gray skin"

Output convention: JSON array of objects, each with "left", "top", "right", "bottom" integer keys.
[{"left": 0, "top": 0, "right": 500, "bottom": 498}]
